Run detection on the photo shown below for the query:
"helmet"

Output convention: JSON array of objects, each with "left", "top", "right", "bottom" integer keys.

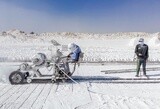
[{"left": 68, "top": 43, "right": 76, "bottom": 52}]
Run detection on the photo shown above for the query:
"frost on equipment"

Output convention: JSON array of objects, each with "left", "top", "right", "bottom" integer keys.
[{"left": 9, "top": 40, "right": 83, "bottom": 84}]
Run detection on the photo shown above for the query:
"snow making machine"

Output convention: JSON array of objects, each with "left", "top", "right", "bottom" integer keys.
[{"left": 9, "top": 40, "right": 82, "bottom": 84}]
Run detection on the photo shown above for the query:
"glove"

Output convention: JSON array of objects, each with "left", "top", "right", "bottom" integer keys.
[
  {"left": 67, "top": 54, "right": 70, "bottom": 58},
  {"left": 138, "top": 53, "right": 142, "bottom": 56}
]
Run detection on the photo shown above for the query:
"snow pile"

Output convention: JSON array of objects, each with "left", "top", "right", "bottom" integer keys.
[
  {"left": 128, "top": 37, "right": 139, "bottom": 46},
  {"left": 0, "top": 29, "right": 160, "bottom": 62},
  {"left": 0, "top": 35, "right": 18, "bottom": 44},
  {"left": 0, "top": 29, "right": 158, "bottom": 40},
  {"left": 5, "top": 29, "right": 26, "bottom": 36},
  {"left": 4, "top": 29, "right": 38, "bottom": 36},
  {"left": 0, "top": 29, "right": 41, "bottom": 45},
  {"left": 148, "top": 33, "right": 160, "bottom": 47},
  {"left": 0, "top": 29, "right": 159, "bottom": 42},
  {"left": 39, "top": 32, "right": 151, "bottom": 39}
]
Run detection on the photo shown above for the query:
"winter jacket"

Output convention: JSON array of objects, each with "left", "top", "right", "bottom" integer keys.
[
  {"left": 69, "top": 45, "right": 81, "bottom": 61},
  {"left": 135, "top": 44, "right": 149, "bottom": 60}
]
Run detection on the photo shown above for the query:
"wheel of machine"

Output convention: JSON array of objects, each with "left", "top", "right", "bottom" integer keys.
[
  {"left": 26, "top": 78, "right": 32, "bottom": 83},
  {"left": 9, "top": 71, "right": 25, "bottom": 85}
]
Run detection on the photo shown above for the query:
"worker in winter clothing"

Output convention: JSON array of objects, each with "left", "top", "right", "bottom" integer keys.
[
  {"left": 135, "top": 38, "right": 149, "bottom": 77},
  {"left": 67, "top": 43, "right": 81, "bottom": 62},
  {"left": 63, "top": 43, "right": 81, "bottom": 76}
]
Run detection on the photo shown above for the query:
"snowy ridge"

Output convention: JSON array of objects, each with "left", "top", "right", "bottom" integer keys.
[
  {"left": 0, "top": 43, "right": 160, "bottom": 108},
  {"left": 0, "top": 29, "right": 160, "bottom": 43},
  {"left": 1, "top": 29, "right": 38, "bottom": 37},
  {"left": 1, "top": 29, "right": 159, "bottom": 40},
  {"left": 0, "top": 29, "right": 160, "bottom": 62},
  {"left": 40, "top": 32, "right": 152, "bottom": 39}
]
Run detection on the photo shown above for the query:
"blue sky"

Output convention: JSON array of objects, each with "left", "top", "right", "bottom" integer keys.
[{"left": 0, "top": 0, "right": 160, "bottom": 33}]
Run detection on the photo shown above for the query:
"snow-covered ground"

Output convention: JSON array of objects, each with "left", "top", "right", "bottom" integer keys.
[
  {"left": 0, "top": 29, "right": 160, "bottom": 109},
  {"left": 1, "top": 63, "right": 160, "bottom": 109}
]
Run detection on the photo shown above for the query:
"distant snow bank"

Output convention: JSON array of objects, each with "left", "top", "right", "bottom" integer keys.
[
  {"left": 0, "top": 29, "right": 160, "bottom": 62},
  {"left": 128, "top": 33, "right": 160, "bottom": 47},
  {"left": 128, "top": 37, "right": 139, "bottom": 46},
  {"left": 0, "top": 29, "right": 159, "bottom": 40},
  {"left": 1, "top": 29, "right": 160, "bottom": 47},
  {"left": 0, "top": 29, "right": 160, "bottom": 42},
  {"left": 148, "top": 36, "right": 160, "bottom": 47}
]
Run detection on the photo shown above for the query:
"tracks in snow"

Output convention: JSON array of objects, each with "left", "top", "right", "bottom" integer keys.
[
  {"left": 30, "top": 76, "right": 160, "bottom": 84},
  {"left": 101, "top": 67, "right": 160, "bottom": 74},
  {"left": 71, "top": 76, "right": 160, "bottom": 84},
  {"left": 1, "top": 82, "right": 160, "bottom": 109}
]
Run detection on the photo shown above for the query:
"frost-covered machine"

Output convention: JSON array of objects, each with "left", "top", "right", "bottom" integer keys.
[{"left": 9, "top": 40, "right": 83, "bottom": 84}]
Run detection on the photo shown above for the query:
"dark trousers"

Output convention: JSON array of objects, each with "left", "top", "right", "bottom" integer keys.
[{"left": 136, "top": 59, "right": 146, "bottom": 76}]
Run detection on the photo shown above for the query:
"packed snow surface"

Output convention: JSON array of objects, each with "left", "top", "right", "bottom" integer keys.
[{"left": 1, "top": 63, "right": 160, "bottom": 109}]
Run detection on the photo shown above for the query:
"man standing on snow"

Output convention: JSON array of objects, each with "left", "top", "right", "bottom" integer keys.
[{"left": 135, "top": 38, "right": 149, "bottom": 77}]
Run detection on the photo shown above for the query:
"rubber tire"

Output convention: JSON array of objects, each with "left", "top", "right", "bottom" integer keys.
[{"left": 9, "top": 71, "right": 25, "bottom": 85}]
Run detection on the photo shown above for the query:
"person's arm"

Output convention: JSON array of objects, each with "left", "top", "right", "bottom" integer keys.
[
  {"left": 67, "top": 52, "right": 74, "bottom": 58},
  {"left": 135, "top": 44, "right": 143, "bottom": 57},
  {"left": 135, "top": 45, "right": 139, "bottom": 56},
  {"left": 146, "top": 45, "right": 149, "bottom": 59}
]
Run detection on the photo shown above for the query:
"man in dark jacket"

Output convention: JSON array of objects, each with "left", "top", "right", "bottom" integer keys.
[{"left": 135, "top": 38, "right": 149, "bottom": 77}]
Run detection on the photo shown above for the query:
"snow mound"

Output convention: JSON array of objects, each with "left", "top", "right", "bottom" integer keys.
[
  {"left": 5, "top": 29, "right": 26, "bottom": 36},
  {"left": 148, "top": 33, "right": 160, "bottom": 47},
  {"left": 128, "top": 37, "right": 139, "bottom": 46},
  {"left": 40, "top": 32, "right": 151, "bottom": 39},
  {"left": 0, "top": 29, "right": 159, "bottom": 41}
]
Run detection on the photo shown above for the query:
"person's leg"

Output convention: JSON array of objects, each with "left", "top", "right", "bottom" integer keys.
[
  {"left": 66, "top": 59, "right": 77, "bottom": 76},
  {"left": 136, "top": 59, "right": 141, "bottom": 76},
  {"left": 63, "top": 59, "right": 70, "bottom": 74},
  {"left": 142, "top": 59, "right": 146, "bottom": 76},
  {"left": 62, "top": 58, "right": 76, "bottom": 76}
]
